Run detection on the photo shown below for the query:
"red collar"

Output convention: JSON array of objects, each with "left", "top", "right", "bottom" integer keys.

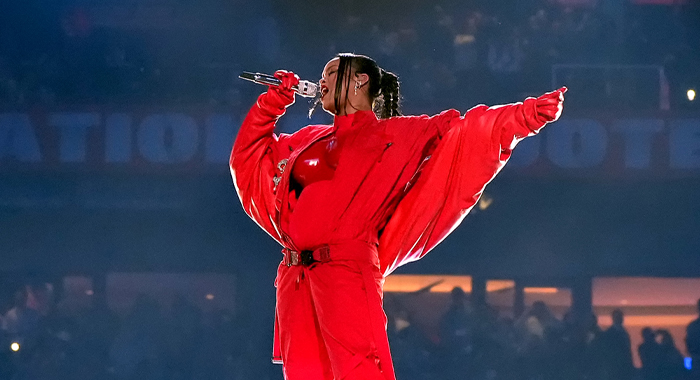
[{"left": 333, "top": 110, "right": 378, "bottom": 131}]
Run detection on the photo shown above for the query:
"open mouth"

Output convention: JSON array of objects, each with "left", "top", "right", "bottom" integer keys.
[{"left": 320, "top": 86, "right": 329, "bottom": 98}]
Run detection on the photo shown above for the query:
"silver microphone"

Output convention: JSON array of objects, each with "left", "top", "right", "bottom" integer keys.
[{"left": 239, "top": 72, "right": 319, "bottom": 98}]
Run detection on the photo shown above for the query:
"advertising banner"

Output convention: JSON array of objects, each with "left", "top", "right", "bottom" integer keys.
[{"left": 1, "top": 109, "right": 699, "bottom": 178}]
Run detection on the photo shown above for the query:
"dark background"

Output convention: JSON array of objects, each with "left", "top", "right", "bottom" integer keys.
[{"left": 0, "top": 0, "right": 699, "bottom": 379}]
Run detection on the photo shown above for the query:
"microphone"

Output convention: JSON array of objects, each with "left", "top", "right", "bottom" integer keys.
[{"left": 239, "top": 72, "right": 319, "bottom": 98}]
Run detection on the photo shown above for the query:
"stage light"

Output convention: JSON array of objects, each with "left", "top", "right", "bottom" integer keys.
[
  {"left": 206, "top": 294, "right": 215, "bottom": 300},
  {"left": 478, "top": 193, "right": 493, "bottom": 211},
  {"left": 523, "top": 287, "right": 558, "bottom": 294},
  {"left": 10, "top": 342, "right": 19, "bottom": 352},
  {"left": 685, "top": 357, "right": 692, "bottom": 370},
  {"left": 688, "top": 89, "right": 696, "bottom": 101},
  {"left": 85, "top": 289, "right": 94, "bottom": 296}
]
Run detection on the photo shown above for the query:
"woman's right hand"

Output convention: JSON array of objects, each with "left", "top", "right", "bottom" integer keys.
[{"left": 258, "top": 70, "right": 299, "bottom": 112}]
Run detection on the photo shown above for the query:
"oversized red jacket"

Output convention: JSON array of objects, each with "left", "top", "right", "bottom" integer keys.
[
  {"left": 230, "top": 93, "right": 549, "bottom": 370},
  {"left": 231, "top": 96, "right": 547, "bottom": 274}
]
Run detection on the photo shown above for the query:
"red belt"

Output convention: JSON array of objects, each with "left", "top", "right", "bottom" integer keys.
[
  {"left": 281, "top": 240, "right": 379, "bottom": 267},
  {"left": 281, "top": 245, "right": 331, "bottom": 266}
]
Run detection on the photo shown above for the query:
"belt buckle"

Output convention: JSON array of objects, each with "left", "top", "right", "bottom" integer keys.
[
  {"left": 300, "top": 250, "right": 315, "bottom": 266},
  {"left": 289, "top": 251, "right": 300, "bottom": 266},
  {"left": 285, "top": 248, "right": 325, "bottom": 266}
]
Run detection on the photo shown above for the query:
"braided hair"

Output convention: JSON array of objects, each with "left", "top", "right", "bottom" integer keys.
[
  {"left": 311, "top": 53, "right": 402, "bottom": 119},
  {"left": 377, "top": 68, "right": 400, "bottom": 119}
]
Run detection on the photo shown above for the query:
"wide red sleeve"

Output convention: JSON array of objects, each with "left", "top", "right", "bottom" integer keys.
[
  {"left": 230, "top": 93, "right": 292, "bottom": 246},
  {"left": 378, "top": 97, "right": 549, "bottom": 276}
]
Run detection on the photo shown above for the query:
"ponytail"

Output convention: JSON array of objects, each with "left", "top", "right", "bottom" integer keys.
[{"left": 379, "top": 70, "right": 401, "bottom": 119}]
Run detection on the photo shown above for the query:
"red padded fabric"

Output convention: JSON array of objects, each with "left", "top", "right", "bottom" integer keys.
[{"left": 230, "top": 86, "right": 564, "bottom": 380}]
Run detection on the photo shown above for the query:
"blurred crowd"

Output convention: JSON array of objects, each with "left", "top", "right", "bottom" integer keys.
[
  {"left": 0, "top": 284, "right": 255, "bottom": 380},
  {"left": 386, "top": 288, "right": 700, "bottom": 380},
  {"left": 0, "top": 0, "right": 698, "bottom": 112},
  {"left": 1, "top": 282, "right": 699, "bottom": 380},
  {"left": 282, "top": 0, "right": 699, "bottom": 111}
]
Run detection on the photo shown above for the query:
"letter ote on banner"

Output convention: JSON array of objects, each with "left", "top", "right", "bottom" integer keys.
[{"left": 613, "top": 119, "right": 663, "bottom": 169}]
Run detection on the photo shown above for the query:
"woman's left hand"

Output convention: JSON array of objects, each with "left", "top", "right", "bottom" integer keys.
[{"left": 535, "top": 86, "right": 567, "bottom": 123}]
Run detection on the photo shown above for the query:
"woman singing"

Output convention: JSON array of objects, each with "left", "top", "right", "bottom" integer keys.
[{"left": 230, "top": 53, "right": 565, "bottom": 380}]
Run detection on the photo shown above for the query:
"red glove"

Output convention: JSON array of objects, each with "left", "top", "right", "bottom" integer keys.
[
  {"left": 535, "top": 86, "right": 566, "bottom": 124},
  {"left": 256, "top": 70, "right": 299, "bottom": 116}
]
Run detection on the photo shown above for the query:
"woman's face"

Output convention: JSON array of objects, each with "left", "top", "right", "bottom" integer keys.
[
  {"left": 319, "top": 57, "right": 371, "bottom": 116},
  {"left": 319, "top": 58, "right": 342, "bottom": 114}
]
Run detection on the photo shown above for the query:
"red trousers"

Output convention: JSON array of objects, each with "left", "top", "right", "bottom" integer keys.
[{"left": 274, "top": 242, "right": 395, "bottom": 380}]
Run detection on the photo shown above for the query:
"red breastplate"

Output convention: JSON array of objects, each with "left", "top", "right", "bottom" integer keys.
[{"left": 291, "top": 136, "right": 340, "bottom": 189}]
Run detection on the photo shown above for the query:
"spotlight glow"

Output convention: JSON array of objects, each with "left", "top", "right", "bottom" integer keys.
[
  {"left": 478, "top": 194, "right": 493, "bottom": 211},
  {"left": 688, "top": 89, "right": 696, "bottom": 101},
  {"left": 206, "top": 294, "right": 215, "bottom": 300},
  {"left": 523, "top": 287, "right": 558, "bottom": 294},
  {"left": 10, "top": 342, "right": 19, "bottom": 352}
]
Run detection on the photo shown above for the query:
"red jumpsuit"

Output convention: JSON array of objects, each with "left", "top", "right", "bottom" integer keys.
[{"left": 230, "top": 84, "right": 563, "bottom": 380}]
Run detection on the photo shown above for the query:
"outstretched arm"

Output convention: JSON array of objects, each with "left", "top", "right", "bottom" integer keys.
[
  {"left": 471, "top": 86, "right": 566, "bottom": 161},
  {"left": 230, "top": 71, "right": 298, "bottom": 243},
  {"left": 378, "top": 87, "right": 566, "bottom": 275},
  {"left": 415, "top": 87, "right": 566, "bottom": 165}
]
